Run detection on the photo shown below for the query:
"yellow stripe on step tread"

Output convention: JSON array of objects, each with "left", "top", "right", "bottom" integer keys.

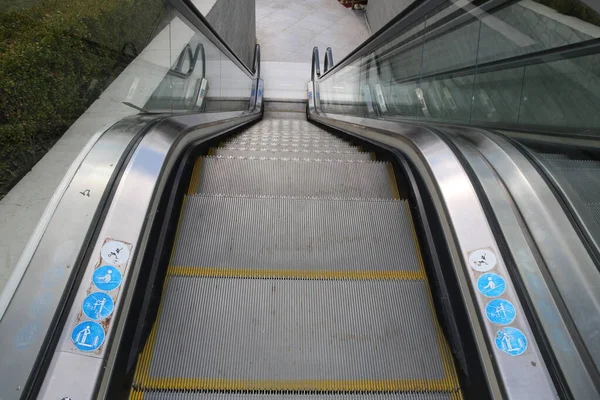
[
  {"left": 386, "top": 163, "right": 401, "bottom": 199},
  {"left": 133, "top": 376, "right": 461, "bottom": 393},
  {"left": 167, "top": 266, "right": 426, "bottom": 280},
  {"left": 187, "top": 157, "right": 204, "bottom": 194}
]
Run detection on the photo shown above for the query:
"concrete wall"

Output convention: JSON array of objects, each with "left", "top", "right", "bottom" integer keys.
[
  {"left": 366, "top": 0, "right": 413, "bottom": 33},
  {"left": 205, "top": 0, "right": 256, "bottom": 69}
]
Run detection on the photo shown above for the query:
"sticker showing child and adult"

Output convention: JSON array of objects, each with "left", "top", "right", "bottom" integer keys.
[{"left": 82, "top": 292, "right": 114, "bottom": 320}]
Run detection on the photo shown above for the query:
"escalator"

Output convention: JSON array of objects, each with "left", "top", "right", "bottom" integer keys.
[
  {"left": 4, "top": 0, "right": 600, "bottom": 399},
  {"left": 128, "top": 115, "right": 462, "bottom": 398}
]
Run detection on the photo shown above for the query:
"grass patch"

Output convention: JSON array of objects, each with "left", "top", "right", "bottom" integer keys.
[{"left": 0, "top": 0, "right": 167, "bottom": 198}]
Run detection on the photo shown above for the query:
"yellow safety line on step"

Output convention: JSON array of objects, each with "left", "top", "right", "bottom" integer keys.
[
  {"left": 131, "top": 376, "right": 457, "bottom": 392},
  {"left": 167, "top": 266, "right": 426, "bottom": 281},
  {"left": 168, "top": 199, "right": 186, "bottom": 266},
  {"left": 128, "top": 388, "right": 144, "bottom": 400},
  {"left": 403, "top": 201, "right": 462, "bottom": 396},
  {"left": 131, "top": 276, "right": 170, "bottom": 395},
  {"left": 130, "top": 155, "right": 460, "bottom": 397},
  {"left": 386, "top": 163, "right": 401, "bottom": 199},
  {"left": 187, "top": 157, "right": 204, "bottom": 194}
]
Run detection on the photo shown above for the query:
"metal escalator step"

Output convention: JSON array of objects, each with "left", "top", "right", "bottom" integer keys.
[
  {"left": 590, "top": 204, "right": 600, "bottom": 226},
  {"left": 172, "top": 196, "right": 422, "bottom": 274},
  {"left": 545, "top": 158, "right": 600, "bottom": 170},
  {"left": 538, "top": 153, "right": 570, "bottom": 160},
  {"left": 134, "top": 392, "right": 456, "bottom": 399},
  {"left": 543, "top": 159, "right": 600, "bottom": 203},
  {"left": 214, "top": 147, "right": 373, "bottom": 161},
  {"left": 131, "top": 277, "right": 459, "bottom": 393},
  {"left": 193, "top": 156, "right": 395, "bottom": 198}
]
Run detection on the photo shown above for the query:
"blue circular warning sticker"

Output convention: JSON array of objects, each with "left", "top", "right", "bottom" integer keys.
[
  {"left": 71, "top": 321, "right": 105, "bottom": 352},
  {"left": 495, "top": 327, "right": 527, "bottom": 356},
  {"left": 92, "top": 265, "right": 122, "bottom": 292},
  {"left": 477, "top": 273, "right": 506, "bottom": 297},
  {"left": 82, "top": 292, "right": 114, "bottom": 320},
  {"left": 486, "top": 299, "right": 516, "bottom": 325}
]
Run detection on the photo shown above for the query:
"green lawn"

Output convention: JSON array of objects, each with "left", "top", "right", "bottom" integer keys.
[{"left": 0, "top": 0, "right": 166, "bottom": 198}]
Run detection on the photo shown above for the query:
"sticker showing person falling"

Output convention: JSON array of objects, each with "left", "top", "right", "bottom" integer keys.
[{"left": 469, "top": 248, "right": 497, "bottom": 272}]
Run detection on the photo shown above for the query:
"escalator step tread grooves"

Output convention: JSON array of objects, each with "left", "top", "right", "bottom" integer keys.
[
  {"left": 171, "top": 196, "right": 420, "bottom": 273},
  {"left": 132, "top": 393, "right": 460, "bottom": 399},
  {"left": 193, "top": 157, "right": 395, "bottom": 198},
  {"left": 130, "top": 118, "right": 461, "bottom": 399}
]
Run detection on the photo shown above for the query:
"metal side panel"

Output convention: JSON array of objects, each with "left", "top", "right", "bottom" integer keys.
[
  {"left": 37, "top": 110, "right": 262, "bottom": 400},
  {"left": 194, "top": 157, "right": 396, "bottom": 198},
  {"left": 306, "top": 111, "right": 558, "bottom": 399},
  {"left": 0, "top": 116, "right": 153, "bottom": 400},
  {"left": 132, "top": 277, "right": 457, "bottom": 392},
  {"left": 172, "top": 196, "right": 422, "bottom": 275},
  {"left": 450, "top": 135, "right": 599, "bottom": 398},
  {"left": 213, "top": 147, "right": 374, "bottom": 161},
  {"left": 456, "top": 130, "right": 600, "bottom": 377}
]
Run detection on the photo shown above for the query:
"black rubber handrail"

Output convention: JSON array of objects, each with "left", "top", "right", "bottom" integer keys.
[
  {"left": 168, "top": 43, "right": 205, "bottom": 79},
  {"left": 323, "top": 47, "right": 333, "bottom": 73},
  {"left": 312, "top": 47, "right": 321, "bottom": 79}
]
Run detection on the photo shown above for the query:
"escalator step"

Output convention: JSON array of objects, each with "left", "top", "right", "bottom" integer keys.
[
  {"left": 214, "top": 147, "right": 373, "bottom": 161},
  {"left": 131, "top": 277, "right": 458, "bottom": 393},
  {"left": 171, "top": 195, "right": 422, "bottom": 275},
  {"left": 543, "top": 159, "right": 600, "bottom": 203},
  {"left": 192, "top": 156, "right": 396, "bottom": 198},
  {"left": 544, "top": 158, "right": 600, "bottom": 170},
  {"left": 134, "top": 393, "right": 457, "bottom": 399},
  {"left": 538, "top": 153, "right": 570, "bottom": 160}
]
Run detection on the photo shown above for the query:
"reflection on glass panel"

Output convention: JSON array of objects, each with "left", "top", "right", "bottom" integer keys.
[
  {"left": 143, "top": 16, "right": 252, "bottom": 114},
  {"left": 420, "top": 19, "right": 480, "bottom": 76},
  {"left": 317, "top": 0, "right": 600, "bottom": 132},
  {"left": 519, "top": 54, "right": 600, "bottom": 128},
  {"left": 320, "top": 57, "right": 368, "bottom": 116},
  {"left": 471, "top": 67, "right": 524, "bottom": 123},
  {"left": 421, "top": 75, "right": 475, "bottom": 122}
]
